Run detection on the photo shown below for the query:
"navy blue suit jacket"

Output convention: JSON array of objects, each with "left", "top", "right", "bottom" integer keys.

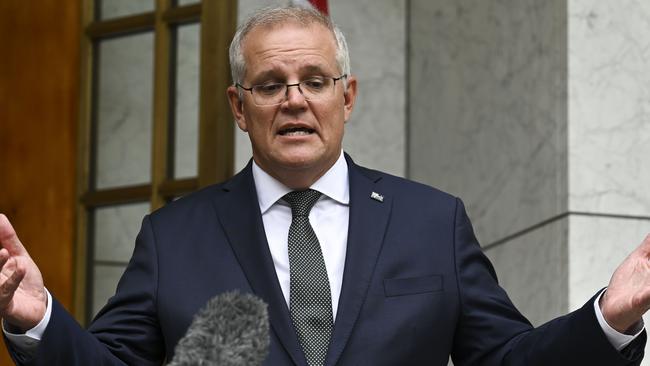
[{"left": 9, "top": 155, "right": 645, "bottom": 365}]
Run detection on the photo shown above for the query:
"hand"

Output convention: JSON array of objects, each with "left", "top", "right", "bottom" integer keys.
[
  {"left": 0, "top": 214, "right": 47, "bottom": 331},
  {"left": 600, "top": 234, "right": 650, "bottom": 334}
]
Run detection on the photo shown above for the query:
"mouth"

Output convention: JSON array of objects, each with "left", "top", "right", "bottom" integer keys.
[{"left": 278, "top": 126, "right": 315, "bottom": 136}]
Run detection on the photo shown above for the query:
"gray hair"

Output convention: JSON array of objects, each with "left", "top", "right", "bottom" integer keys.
[{"left": 229, "top": 6, "right": 351, "bottom": 89}]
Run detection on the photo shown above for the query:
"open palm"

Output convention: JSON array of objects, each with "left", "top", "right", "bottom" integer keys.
[{"left": 0, "top": 214, "right": 47, "bottom": 331}]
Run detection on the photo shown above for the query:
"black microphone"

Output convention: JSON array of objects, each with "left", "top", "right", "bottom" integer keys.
[{"left": 168, "top": 291, "right": 270, "bottom": 366}]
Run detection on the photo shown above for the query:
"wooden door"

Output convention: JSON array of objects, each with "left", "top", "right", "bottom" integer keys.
[{"left": 0, "top": 0, "right": 80, "bottom": 363}]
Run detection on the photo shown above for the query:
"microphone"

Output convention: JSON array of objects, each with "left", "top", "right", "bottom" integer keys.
[{"left": 168, "top": 291, "right": 270, "bottom": 366}]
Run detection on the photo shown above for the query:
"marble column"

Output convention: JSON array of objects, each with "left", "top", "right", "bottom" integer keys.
[{"left": 409, "top": 0, "right": 650, "bottom": 363}]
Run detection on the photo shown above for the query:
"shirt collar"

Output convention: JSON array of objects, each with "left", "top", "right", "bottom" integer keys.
[{"left": 252, "top": 151, "right": 350, "bottom": 214}]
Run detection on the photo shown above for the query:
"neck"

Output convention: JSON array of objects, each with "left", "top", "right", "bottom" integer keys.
[
  {"left": 266, "top": 166, "right": 329, "bottom": 191},
  {"left": 253, "top": 155, "right": 340, "bottom": 190}
]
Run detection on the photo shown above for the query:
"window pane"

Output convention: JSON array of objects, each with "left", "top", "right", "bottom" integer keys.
[
  {"left": 97, "top": 0, "right": 154, "bottom": 20},
  {"left": 95, "top": 33, "right": 153, "bottom": 189},
  {"left": 177, "top": 0, "right": 200, "bottom": 6},
  {"left": 93, "top": 202, "right": 150, "bottom": 262},
  {"left": 173, "top": 23, "right": 200, "bottom": 179},
  {"left": 92, "top": 264, "right": 127, "bottom": 317}
]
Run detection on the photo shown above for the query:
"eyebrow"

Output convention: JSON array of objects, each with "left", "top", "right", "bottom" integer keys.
[{"left": 250, "top": 64, "right": 333, "bottom": 84}]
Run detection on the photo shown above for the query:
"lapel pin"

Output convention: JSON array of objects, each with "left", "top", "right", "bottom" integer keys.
[{"left": 370, "top": 192, "right": 384, "bottom": 202}]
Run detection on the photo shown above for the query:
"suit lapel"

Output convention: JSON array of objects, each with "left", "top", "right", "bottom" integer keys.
[
  {"left": 212, "top": 164, "right": 306, "bottom": 366},
  {"left": 325, "top": 155, "right": 392, "bottom": 366}
]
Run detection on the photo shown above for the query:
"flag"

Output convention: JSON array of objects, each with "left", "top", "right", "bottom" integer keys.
[
  {"left": 308, "top": 0, "right": 328, "bottom": 15},
  {"left": 290, "top": 0, "right": 329, "bottom": 15}
]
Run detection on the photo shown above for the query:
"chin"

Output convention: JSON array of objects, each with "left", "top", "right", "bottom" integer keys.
[
  {"left": 280, "top": 156, "right": 320, "bottom": 170},
  {"left": 275, "top": 148, "right": 323, "bottom": 167}
]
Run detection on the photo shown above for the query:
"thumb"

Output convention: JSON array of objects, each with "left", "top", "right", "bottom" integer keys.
[{"left": 0, "top": 214, "right": 28, "bottom": 256}]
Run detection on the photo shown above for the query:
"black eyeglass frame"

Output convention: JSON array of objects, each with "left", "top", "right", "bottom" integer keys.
[{"left": 235, "top": 74, "right": 348, "bottom": 105}]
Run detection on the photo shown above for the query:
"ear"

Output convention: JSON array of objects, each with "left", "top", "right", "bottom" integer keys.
[
  {"left": 343, "top": 75, "right": 358, "bottom": 123},
  {"left": 227, "top": 85, "right": 248, "bottom": 132}
]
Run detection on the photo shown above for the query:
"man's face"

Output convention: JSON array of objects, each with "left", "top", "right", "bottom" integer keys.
[{"left": 227, "top": 22, "right": 357, "bottom": 187}]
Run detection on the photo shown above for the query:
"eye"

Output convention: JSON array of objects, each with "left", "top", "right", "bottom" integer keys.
[
  {"left": 254, "top": 83, "right": 284, "bottom": 96},
  {"left": 302, "top": 77, "right": 327, "bottom": 91}
]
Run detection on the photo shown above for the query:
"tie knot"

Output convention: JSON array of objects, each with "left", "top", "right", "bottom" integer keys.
[{"left": 283, "top": 189, "right": 322, "bottom": 217}]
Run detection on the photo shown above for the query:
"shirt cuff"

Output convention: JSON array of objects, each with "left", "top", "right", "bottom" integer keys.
[
  {"left": 594, "top": 289, "right": 644, "bottom": 351},
  {"left": 2, "top": 288, "right": 52, "bottom": 355}
]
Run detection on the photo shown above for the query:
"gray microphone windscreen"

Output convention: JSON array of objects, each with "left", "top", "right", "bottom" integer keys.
[{"left": 168, "top": 291, "right": 270, "bottom": 366}]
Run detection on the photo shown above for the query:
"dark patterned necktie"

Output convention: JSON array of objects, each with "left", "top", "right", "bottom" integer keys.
[{"left": 283, "top": 189, "right": 333, "bottom": 366}]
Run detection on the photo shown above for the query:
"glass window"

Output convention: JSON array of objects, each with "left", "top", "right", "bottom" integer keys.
[
  {"left": 78, "top": 0, "right": 234, "bottom": 323},
  {"left": 95, "top": 33, "right": 154, "bottom": 189},
  {"left": 93, "top": 202, "right": 150, "bottom": 262},
  {"left": 97, "top": 0, "right": 154, "bottom": 20},
  {"left": 172, "top": 23, "right": 201, "bottom": 179},
  {"left": 92, "top": 264, "right": 128, "bottom": 317},
  {"left": 176, "top": 0, "right": 200, "bottom": 6}
]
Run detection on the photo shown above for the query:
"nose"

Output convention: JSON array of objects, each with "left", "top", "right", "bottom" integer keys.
[{"left": 283, "top": 83, "right": 307, "bottom": 108}]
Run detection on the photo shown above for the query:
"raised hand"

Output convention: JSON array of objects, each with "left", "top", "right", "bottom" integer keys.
[
  {"left": 0, "top": 214, "right": 47, "bottom": 331},
  {"left": 601, "top": 234, "right": 650, "bottom": 333}
]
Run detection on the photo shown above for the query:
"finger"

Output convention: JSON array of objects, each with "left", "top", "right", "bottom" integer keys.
[
  {"left": 0, "top": 214, "right": 28, "bottom": 256},
  {"left": 0, "top": 258, "right": 25, "bottom": 307},
  {"left": 0, "top": 248, "right": 9, "bottom": 262},
  {"left": 0, "top": 248, "right": 10, "bottom": 274}
]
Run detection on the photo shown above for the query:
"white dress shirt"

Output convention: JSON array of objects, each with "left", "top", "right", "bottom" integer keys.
[
  {"left": 252, "top": 151, "right": 349, "bottom": 320},
  {"left": 2, "top": 150, "right": 643, "bottom": 354}
]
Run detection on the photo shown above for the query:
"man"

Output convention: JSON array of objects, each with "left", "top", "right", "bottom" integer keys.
[{"left": 1, "top": 5, "right": 649, "bottom": 365}]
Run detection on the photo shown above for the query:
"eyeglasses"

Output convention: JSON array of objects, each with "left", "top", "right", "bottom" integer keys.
[{"left": 236, "top": 75, "right": 347, "bottom": 106}]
